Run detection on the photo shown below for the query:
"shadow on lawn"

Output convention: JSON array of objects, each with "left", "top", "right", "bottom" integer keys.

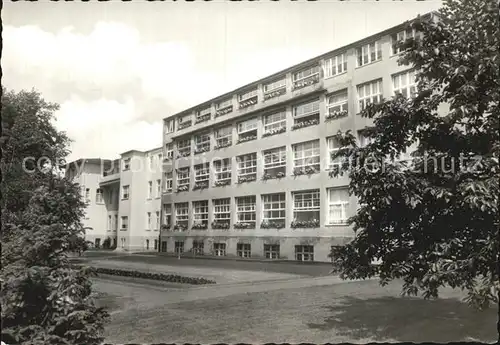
[{"left": 306, "top": 296, "right": 497, "bottom": 343}]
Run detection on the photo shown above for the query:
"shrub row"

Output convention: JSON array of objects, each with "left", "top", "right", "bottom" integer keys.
[{"left": 93, "top": 267, "right": 216, "bottom": 285}]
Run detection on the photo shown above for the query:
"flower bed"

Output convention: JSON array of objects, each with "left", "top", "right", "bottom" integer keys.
[
  {"left": 195, "top": 113, "right": 211, "bottom": 124},
  {"left": 211, "top": 221, "right": 230, "bottom": 229},
  {"left": 291, "top": 219, "right": 320, "bottom": 228},
  {"left": 194, "top": 147, "right": 210, "bottom": 155},
  {"left": 262, "top": 127, "right": 286, "bottom": 137},
  {"left": 193, "top": 182, "right": 209, "bottom": 190},
  {"left": 173, "top": 223, "right": 188, "bottom": 231},
  {"left": 291, "top": 118, "right": 319, "bottom": 130},
  {"left": 237, "top": 175, "right": 256, "bottom": 184},
  {"left": 262, "top": 171, "right": 286, "bottom": 180},
  {"left": 176, "top": 185, "right": 189, "bottom": 193},
  {"left": 215, "top": 106, "right": 233, "bottom": 118},
  {"left": 178, "top": 120, "right": 192, "bottom": 130},
  {"left": 93, "top": 267, "right": 216, "bottom": 285},
  {"left": 325, "top": 109, "right": 348, "bottom": 121},
  {"left": 191, "top": 223, "right": 208, "bottom": 230},
  {"left": 214, "top": 141, "right": 232, "bottom": 150},
  {"left": 214, "top": 179, "right": 231, "bottom": 187},
  {"left": 234, "top": 222, "right": 255, "bottom": 229},
  {"left": 260, "top": 221, "right": 285, "bottom": 229},
  {"left": 237, "top": 135, "right": 257, "bottom": 144},
  {"left": 293, "top": 166, "right": 318, "bottom": 176}
]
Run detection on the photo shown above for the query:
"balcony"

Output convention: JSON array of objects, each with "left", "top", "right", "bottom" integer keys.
[
  {"left": 238, "top": 95, "right": 258, "bottom": 109},
  {"left": 264, "top": 86, "right": 286, "bottom": 101},
  {"left": 292, "top": 73, "right": 320, "bottom": 90},
  {"left": 99, "top": 172, "right": 120, "bottom": 186},
  {"left": 178, "top": 119, "right": 192, "bottom": 130},
  {"left": 215, "top": 105, "right": 233, "bottom": 118},
  {"left": 195, "top": 113, "right": 211, "bottom": 124}
]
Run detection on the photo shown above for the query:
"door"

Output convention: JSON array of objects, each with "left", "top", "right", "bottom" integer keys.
[{"left": 161, "top": 241, "right": 167, "bottom": 252}]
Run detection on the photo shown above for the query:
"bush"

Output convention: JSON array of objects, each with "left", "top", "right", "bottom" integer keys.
[{"left": 92, "top": 267, "right": 216, "bottom": 285}]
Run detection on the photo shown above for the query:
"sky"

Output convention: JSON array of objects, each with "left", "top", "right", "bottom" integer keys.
[{"left": 3, "top": 0, "right": 442, "bottom": 162}]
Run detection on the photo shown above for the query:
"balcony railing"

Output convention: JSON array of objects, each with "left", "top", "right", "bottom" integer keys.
[
  {"left": 238, "top": 95, "right": 258, "bottom": 109},
  {"left": 178, "top": 120, "right": 192, "bottom": 130},
  {"left": 292, "top": 73, "right": 320, "bottom": 90},
  {"left": 264, "top": 86, "right": 286, "bottom": 100},
  {"left": 215, "top": 105, "right": 233, "bottom": 118}
]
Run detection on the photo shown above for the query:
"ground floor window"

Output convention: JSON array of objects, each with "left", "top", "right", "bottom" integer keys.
[
  {"left": 175, "top": 241, "right": 184, "bottom": 254},
  {"left": 214, "top": 243, "right": 226, "bottom": 256},
  {"left": 95, "top": 238, "right": 101, "bottom": 248},
  {"left": 146, "top": 239, "right": 150, "bottom": 250},
  {"left": 161, "top": 241, "right": 167, "bottom": 252},
  {"left": 264, "top": 244, "right": 280, "bottom": 259},
  {"left": 237, "top": 243, "right": 251, "bottom": 258},
  {"left": 193, "top": 240, "right": 204, "bottom": 255},
  {"left": 113, "top": 238, "right": 117, "bottom": 247},
  {"left": 154, "top": 239, "right": 158, "bottom": 250},
  {"left": 120, "top": 237, "right": 126, "bottom": 248},
  {"left": 295, "top": 245, "right": 314, "bottom": 261}
]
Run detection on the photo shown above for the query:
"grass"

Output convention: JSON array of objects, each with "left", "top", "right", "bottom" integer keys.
[{"left": 96, "top": 278, "right": 497, "bottom": 343}]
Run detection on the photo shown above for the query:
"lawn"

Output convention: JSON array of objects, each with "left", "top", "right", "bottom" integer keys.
[{"left": 95, "top": 277, "right": 497, "bottom": 344}]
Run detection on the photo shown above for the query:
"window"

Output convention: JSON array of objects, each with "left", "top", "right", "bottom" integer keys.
[
  {"left": 236, "top": 196, "right": 256, "bottom": 225},
  {"left": 163, "top": 204, "right": 172, "bottom": 226},
  {"left": 149, "top": 155, "right": 154, "bottom": 170},
  {"left": 120, "top": 216, "right": 129, "bottom": 230},
  {"left": 357, "top": 79, "right": 383, "bottom": 112},
  {"left": 217, "top": 98, "right": 232, "bottom": 109},
  {"left": 263, "top": 146, "right": 286, "bottom": 176},
  {"left": 193, "top": 240, "right": 204, "bottom": 255},
  {"left": 122, "top": 158, "right": 130, "bottom": 171},
  {"left": 175, "top": 241, "right": 184, "bottom": 254},
  {"left": 122, "top": 185, "right": 129, "bottom": 200},
  {"left": 237, "top": 118, "right": 258, "bottom": 134},
  {"left": 262, "top": 193, "right": 286, "bottom": 223},
  {"left": 327, "top": 136, "right": 343, "bottom": 170},
  {"left": 193, "top": 200, "right": 209, "bottom": 227},
  {"left": 214, "top": 159, "right": 232, "bottom": 184},
  {"left": 356, "top": 40, "right": 382, "bottom": 66},
  {"left": 175, "top": 202, "right": 189, "bottom": 227},
  {"left": 120, "top": 237, "right": 125, "bottom": 248},
  {"left": 177, "top": 139, "right": 191, "bottom": 157},
  {"left": 326, "top": 90, "right": 348, "bottom": 115},
  {"left": 237, "top": 243, "right": 251, "bottom": 258},
  {"left": 237, "top": 153, "right": 257, "bottom": 181},
  {"left": 293, "top": 99, "right": 320, "bottom": 118},
  {"left": 176, "top": 168, "right": 190, "bottom": 189},
  {"left": 324, "top": 53, "right": 347, "bottom": 78},
  {"left": 107, "top": 215, "right": 112, "bottom": 230},
  {"left": 327, "top": 188, "right": 350, "bottom": 224},
  {"left": 264, "top": 77, "right": 286, "bottom": 93},
  {"left": 213, "top": 198, "right": 231, "bottom": 222},
  {"left": 263, "top": 111, "right": 286, "bottom": 134},
  {"left": 358, "top": 131, "right": 374, "bottom": 148},
  {"left": 293, "top": 65, "right": 319, "bottom": 82},
  {"left": 215, "top": 126, "right": 232, "bottom": 148},
  {"left": 194, "top": 163, "right": 210, "bottom": 183},
  {"left": 239, "top": 88, "right": 258, "bottom": 101},
  {"left": 146, "top": 212, "right": 151, "bottom": 230},
  {"left": 164, "top": 172, "right": 173, "bottom": 192},
  {"left": 293, "top": 140, "right": 320, "bottom": 172},
  {"left": 156, "top": 179, "right": 161, "bottom": 197},
  {"left": 214, "top": 243, "right": 226, "bottom": 256},
  {"left": 194, "top": 132, "right": 210, "bottom": 153},
  {"left": 155, "top": 211, "right": 160, "bottom": 230},
  {"left": 391, "top": 28, "right": 417, "bottom": 55},
  {"left": 85, "top": 188, "right": 90, "bottom": 201},
  {"left": 165, "top": 120, "right": 174, "bottom": 134},
  {"left": 147, "top": 181, "right": 152, "bottom": 199},
  {"left": 264, "top": 244, "right": 280, "bottom": 259},
  {"left": 293, "top": 190, "right": 320, "bottom": 221},
  {"left": 96, "top": 188, "right": 103, "bottom": 203},
  {"left": 114, "top": 215, "right": 118, "bottom": 230},
  {"left": 154, "top": 239, "right": 158, "bottom": 250},
  {"left": 392, "top": 70, "right": 417, "bottom": 98},
  {"left": 165, "top": 143, "right": 174, "bottom": 160},
  {"left": 295, "top": 245, "right": 314, "bottom": 261},
  {"left": 196, "top": 107, "right": 211, "bottom": 122}
]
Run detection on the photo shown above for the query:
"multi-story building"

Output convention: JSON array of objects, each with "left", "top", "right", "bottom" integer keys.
[{"left": 159, "top": 13, "right": 434, "bottom": 261}]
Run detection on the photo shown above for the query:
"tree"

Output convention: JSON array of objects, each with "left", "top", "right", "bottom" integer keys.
[
  {"left": 329, "top": 0, "right": 499, "bottom": 340},
  {"left": 1, "top": 88, "right": 109, "bottom": 344}
]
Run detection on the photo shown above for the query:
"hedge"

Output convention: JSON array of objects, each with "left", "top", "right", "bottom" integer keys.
[{"left": 92, "top": 267, "right": 216, "bottom": 285}]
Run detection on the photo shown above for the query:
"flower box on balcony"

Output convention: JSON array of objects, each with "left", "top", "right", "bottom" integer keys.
[
  {"left": 161, "top": 224, "right": 171, "bottom": 231},
  {"left": 214, "top": 179, "right": 231, "bottom": 187},
  {"left": 291, "top": 219, "right": 320, "bottom": 228},
  {"left": 262, "top": 171, "right": 286, "bottom": 180},
  {"left": 214, "top": 141, "right": 232, "bottom": 150},
  {"left": 193, "top": 181, "right": 209, "bottom": 190},
  {"left": 173, "top": 223, "right": 188, "bottom": 231},
  {"left": 215, "top": 106, "right": 233, "bottom": 118},
  {"left": 292, "top": 74, "right": 320, "bottom": 90},
  {"left": 195, "top": 113, "right": 211, "bottom": 124},
  {"left": 264, "top": 87, "right": 286, "bottom": 100},
  {"left": 234, "top": 222, "right": 255, "bottom": 229},
  {"left": 293, "top": 166, "right": 318, "bottom": 176},
  {"left": 260, "top": 221, "right": 286, "bottom": 229},
  {"left": 178, "top": 120, "right": 192, "bottom": 130},
  {"left": 237, "top": 135, "right": 257, "bottom": 144},
  {"left": 176, "top": 185, "right": 189, "bottom": 193},
  {"left": 211, "top": 221, "right": 230, "bottom": 230},
  {"left": 237, "top": 175, "right": 256, "bottom": 184},
  {"left": 262, "top": 127, "right": 286, "bottom": 138},
  {"left": 191, "top": 222, "right": 208, "bottom": 230},
  {"left": 239, "top": 96, "right": 258, "bottom": 109},
  {"left": 194, "top": 147, "right": 210, "bottom": 155},
  {"left": 325, "top": 109, "right": 348, "bottom": 121},
  {"left": 291, "top": 118, "right": 319, "bottom": 131},
  {"left": 177, "top": 151, "right": 191, "bottom": 158}
]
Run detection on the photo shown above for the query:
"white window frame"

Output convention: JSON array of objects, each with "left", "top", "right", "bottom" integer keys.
[
  {"left": 155, "top": 211, "right": 160, "bottom": 229},
  {"left": 357, "top": 79, "right": 383, "bottom": 112},
  {"left": 146, "top": 212, "right": 151, "bottom": 230},
  {"left": 194, "top": 163, "right": 210, "bottom": 183},
  {"left": 293, "top": 190, "right": 320, "bottom": 220},
  {"left": 293, "top": 99, "right": 320, "bottom": 118},
  {"left": 356, "top": 40, "right": 382, "bottom": 67},
  {"left": 236, "top": 196, "right": 256, "bottom": 223},
  {"left": 237, "top": 118, "right": 258, "bottom": 134},
  {"left": 213, "top": 198, "right": 231, "bottom": 222},
  {"left": 392, "top": 70, "right": 417, "bottom": 98},
  {"left": 193, "top": 200, "right": 209, "bottom": 225},
  {"left": 120, "top": 216, "right": 128, "bottom": 230},
  {"left": 156, "top": 179, "right": 161, "bottom": 198},
  {"left": 237, "top": 153, "right": 257, "bottom": 178},
  {"left": 114, "top": 215, "right": 118, "bottom": 230},
  {"left": 147, "top": 181, "right": 152, "bottom": 199},
  {"left": 175, "top": 202, "right": 189, "bottom": 225},
  {"left": 122, "top": 158, "right": 130, "bottom": 171},
  {"left": 293, "top": 140, "right": 320, "bottom": 170},
  {"left": 165, "top": 120, "right": 174, "bottom": 134},
  {"left": 214, "top": 159, "right": 232, "bottom": 182},
  {"left": 262, "top": 193, "right": 286, "bottom": 223},
  {"left": 163, "top": 204, "right": 172, "bottom": 225},
  {"left": 293, "top": 65, "right": 319, "bottom": 82},
  {"left": 192, "top": 240, "right": 204, "bottom": 255},
  {"left": 263, "top": 147, "right": 286, "bottom": 170},
  {"left": 263, "top": 111, "right": 286, "bottom": 133},
  {"left": 326, "top": 90, "right": 348, "bottom": 114},
  {"left": 177, "top": 139, "right": 191, "bottom": 156},
  {"left": 164, "top": 172, "right": 173, "bottom": 192},
  {"left": 217, "top": 98, "right": 232, "bottom": 109},
  {"left": 239, "top": 88, "right": 258, "bottom": 101},
  {"left": 165, "top": 143, "right": 174, "bottom": 159},
  {"left": 96, "top": 188, "right": 103, "bottom": 204},
  {"left": 295, "top": 245, "right": 314, "bottom": 261},
  {"left": 196, "top": 106, "right": 211, "bottom": 121},
  {"left": 214, "top": 243, "right": 226, "bottom": 256},
  {"left": 327, "top": 136, "right": 344, "bottom": 170},
  {"left": 323, "top": 53, "right": 347, "bottom": 78},
  {"left": 264, "top": 244, "right": 280, "bottom": 259},
  {"left": 175, "top": 241, "right": 185, "bottom": 254},
  {"left": 215, "top": 126, "right": 232, "bottom": 147},
  {"left": 326, "top": 188, "right": 350, "bottom": 225},
  {"left": 358, "top": 131, "right": 374, "bottom": 148},
  {"left": 237, "top": 243, "right": 251, "bottom": 258},
  {"left": 391, "top": 28, "right": 417, "bottom": 55},
  {"left": 264, "top": 77, "right": 286, "bottom": 93},
  {"left": 177, "top": 168, "right": 190, "bottom": 188},
  {"left": 194, "top": 132, "right": 210, "bottom": 152},
  {"left": 122, "top": 185, "right": 129, "bottom": 200},
  {"left": 107, "top": 215, "right": 112, "bottom": 231}
]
